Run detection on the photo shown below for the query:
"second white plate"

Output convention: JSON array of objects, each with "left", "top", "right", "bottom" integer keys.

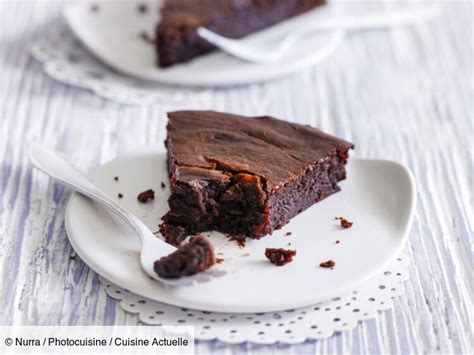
[
  {"left": 63, "top": 0, "right": 344, "bottom": 86},
  {"left": 65, "top": 149, "right": 415, "bottom": 313}
]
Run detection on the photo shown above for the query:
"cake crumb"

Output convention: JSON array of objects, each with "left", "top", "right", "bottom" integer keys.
[
  {"left": 265, "top": 248, "right": 296, "bottom": 266},
  {"left": 216, "top": 258, "right": 225, "bottom": 264},
  {"left": 118, "top": 193, "right": 123, "bottom": 198},
  {"left": 161, "top": 182, "right": 166, "bottom": 189},
  {"left": 114, "top": 176, "right": 119, "bottom": 181},
  {"left": 285, "top": 231, "right": 292, "bottom": 236},
  {"left": 139, "top": 31, "right": 155, "bottom": 45},
  {"left": 241, "top": 253, "right": 250, "bottom": 257},
  {"left": 335, "top": 240, "right": 341, "bottom": 244},
  {"left": 137, "top": 189, "right": 155, "bottom": 203},
  {"left": 137, "top": 3, "right": 148, "bottom": 13},
  {"left": 154, "top": 235, "right": 216, "bottom": 279},
  {"left": 320, "top": 260, "right": 335, "bottom": 268},
  {"left": 336, "top": 217, "right": 353, "bottom": 229},
  {"left": 228, "top": 235, "right": 246, "bottom": 248}
]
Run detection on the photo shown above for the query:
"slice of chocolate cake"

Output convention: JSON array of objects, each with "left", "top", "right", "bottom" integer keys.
[
  {"left": 155, "top": 0, "right": 326, "bottom": 68},
  {"left": 160, "top": 110, "right": 353, "bottom": 244}
]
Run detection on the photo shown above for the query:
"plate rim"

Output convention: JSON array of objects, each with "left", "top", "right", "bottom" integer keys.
[{"left": 64, "top": 151, "right": 416, "bottom": 313}]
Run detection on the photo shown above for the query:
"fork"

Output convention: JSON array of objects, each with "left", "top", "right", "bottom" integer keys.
[
  {"left": 28, "top": 143, "right": 223, "bottom": 287},
  {"left": 197, "top": 4, "right": 441, "bottom": 63}
]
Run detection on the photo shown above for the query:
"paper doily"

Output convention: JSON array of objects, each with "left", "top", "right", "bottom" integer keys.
[
  {"left": 30, "top": 19, "right": 209, "bottom": 106},
  {"left": 99, "top": 253, "right": 409, "bottom": 344}
]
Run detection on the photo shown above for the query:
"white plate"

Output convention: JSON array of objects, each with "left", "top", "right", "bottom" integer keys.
[
  {"left": 63, "top": 0, "right": 344, "bottom": 87},
  {"left": 65, "top": 148, "right": 416, "bottom": 313}
]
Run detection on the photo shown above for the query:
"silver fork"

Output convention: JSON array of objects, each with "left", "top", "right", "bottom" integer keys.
[
  {"left": 28, "top": 143, "right": 223, "bottom": 287},
  {"left": 197, "top": 4, "right": 441, "bottom": 63}
]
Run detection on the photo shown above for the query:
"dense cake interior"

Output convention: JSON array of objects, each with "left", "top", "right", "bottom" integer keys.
[
  {"left": 163, "top": 165, "right": 269, "bottom": 241},
  {"left": 154, "top": 235, "right": 216, "bottom": 278},
  {"left": 160, "top": 111, "right": 353, "bottom": 244}
]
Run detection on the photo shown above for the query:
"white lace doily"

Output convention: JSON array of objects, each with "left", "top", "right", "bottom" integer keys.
[
  {"left": 30, "top": 19, "right": 209, "bottom": 106},
  {"left": 99, "top": 253, "right": 409, "bottom": 344}
]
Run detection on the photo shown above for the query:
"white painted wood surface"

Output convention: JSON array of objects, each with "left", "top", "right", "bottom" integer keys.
[{"left": 1, "top": 1, "right": 472, "bottom": 354}]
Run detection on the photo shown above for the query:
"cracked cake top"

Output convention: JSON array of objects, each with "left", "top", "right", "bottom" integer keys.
[{"left": 166, "top": 110, "right": 354, "bottom": 190}]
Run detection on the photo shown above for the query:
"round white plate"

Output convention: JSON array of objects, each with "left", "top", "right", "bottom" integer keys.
[
  {"left": 63, "top": 0, "right": 345, "bottom": 87},
  {"left": 65, "top": 148, "right": 416, "bottom": 313}
]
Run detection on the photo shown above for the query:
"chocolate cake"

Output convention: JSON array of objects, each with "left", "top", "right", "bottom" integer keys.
[
  {"left": 155, "top": 0, "right": 327, "bottom": 67},
  {"left": 154, "top": 235, "right": 216, "bottom": 278},
  {"left": 160, "top": 110, "right": 354, "bottom": 242}
]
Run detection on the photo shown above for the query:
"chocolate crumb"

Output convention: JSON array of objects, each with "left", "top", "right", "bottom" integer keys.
[
  {"left": 137, "top": 189, "right": 155, "bottom": 203},
  {"left": 265, "top": 248, "right": 296, "bottom": 266},
  {"left": 287, "top": 242, "right": 291, "bottom": 246},
  {"left": 137, "top": 3, "right": 148, "bottom": 13},
  {"left": 161, "top": 182, "right": 166, "bottom": 189},
  {"left": 228, "top": 235, "right": 246, "bottom": 248},
  {"left": 114, "top": 176, "right": 119, "bottom": 181},
  {"left": 241, "top": 253, "right": 250, "bottom": 257},
  {"left": 216, "top": 258, "right": 225, "bottom": 264},
  {"left": 118, "top": 193, "right": 123, "bottom": 198},
  {"left": 335, "top": 240, "right": 341, "bottom": 244},
  {"left": 139, "top": 31, "right": 154, "bottom": 45},
  {"left": 336, "top": 217, "right": 353, "bottom": 228},
  {"left": 90, "top": 4, "right": 99, "bottom": 12},
  {"left": 285, "top": 232, "right": 292, "bottom": 236},
  {"left": 154, "top": 235, "right": 216, "bottom": 279},
  {"left": 320, "top": 260, "right": 335, "bottom": 268}
]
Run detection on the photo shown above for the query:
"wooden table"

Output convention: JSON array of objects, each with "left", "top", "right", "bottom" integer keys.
[{"left": 1, "top": 1, "right": 472, "bottom": 353}]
